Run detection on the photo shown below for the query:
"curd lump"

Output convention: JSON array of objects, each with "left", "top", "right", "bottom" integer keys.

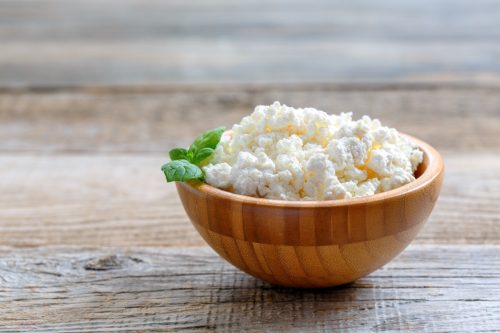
[{"left": 203, "top": 102, "right": 423, "bottom": 201}]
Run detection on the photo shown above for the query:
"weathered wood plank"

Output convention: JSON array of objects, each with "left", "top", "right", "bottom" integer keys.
[
  {"left": 0, "top": 153, "right": 499, "bottom": 247},
  {"left": 1, "top": 84, "right": 499, "bottom": 153},
  {"left": 4, "top": 0, "right": 500, "bottom": 41},
  {"left": 0, "top": 245, "right": 499, "bottom": 332},
  {"left": 1, "top": 0, "right": 500, "bottom": 85}
]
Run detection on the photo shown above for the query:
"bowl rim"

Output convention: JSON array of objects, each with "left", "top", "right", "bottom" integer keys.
[{"left": 181, "top": 133, "right": 444, "bottom": 207}]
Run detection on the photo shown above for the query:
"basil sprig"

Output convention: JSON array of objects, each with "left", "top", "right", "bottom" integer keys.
[{"left": 161, "top": 127, "right": 225, "bottom": 182}]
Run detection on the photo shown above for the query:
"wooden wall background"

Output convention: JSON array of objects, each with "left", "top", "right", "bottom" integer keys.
[{"left": 2, "top": 0, "right": 500, "bottom": 86}]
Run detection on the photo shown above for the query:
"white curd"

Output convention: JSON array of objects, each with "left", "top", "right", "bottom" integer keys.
[{"left": 203, "top": 102, "right": 423, "bottom": 201}]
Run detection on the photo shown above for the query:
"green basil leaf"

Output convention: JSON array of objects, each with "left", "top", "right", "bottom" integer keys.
[
  {"left": 192, "top": 147, "right": 215, "bottom": 165},
  {"left": 161, "top": 160, "right": 204, "bottom": 182},
  {"left": 169, "top": 148, "right": 188, "bottom": 161},
  {"left": 188, "top": 127, "right": 225, "bottom": 158}
]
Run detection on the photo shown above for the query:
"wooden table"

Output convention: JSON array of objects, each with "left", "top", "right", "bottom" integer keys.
[
  {"left": 1, "top": 0, "right": 500, "bottom": 331},
  {"left": 0, "top": 84, "right": 499, "bottom": 331}
]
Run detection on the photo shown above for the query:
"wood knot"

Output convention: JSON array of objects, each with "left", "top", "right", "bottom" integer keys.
[{"left": 84, "top": 254, "right": 144, "bottom": 271}]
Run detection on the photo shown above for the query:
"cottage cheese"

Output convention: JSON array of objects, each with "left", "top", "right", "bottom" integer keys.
[{"left": 203, "top": 102, "right": 423, "bottom": 201}]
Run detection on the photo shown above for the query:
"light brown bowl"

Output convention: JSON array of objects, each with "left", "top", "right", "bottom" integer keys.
[{"left": 176, "top": 134, "right": 444, "bottom": 288}]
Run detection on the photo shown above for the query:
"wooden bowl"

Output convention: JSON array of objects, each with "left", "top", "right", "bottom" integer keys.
[{"left": 176, "top": 134, "right": 444, "bottom": 288}]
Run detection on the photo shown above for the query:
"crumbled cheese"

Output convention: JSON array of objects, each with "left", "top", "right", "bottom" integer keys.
[{"left": 203, "top": 101, "right": 423, "bottom": 201}]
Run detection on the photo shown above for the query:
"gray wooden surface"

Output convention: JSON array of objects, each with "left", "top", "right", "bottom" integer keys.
[
  {"left": 1, "top": 0, "right": 500, "bottom": 86},
  {"left": 0, "top": 85, "right": 500, "bottom": 250},
  {"left": 1, "top": 246, "right": 499, "bottom": 332},
  {"left": 0, "top": 84, "right": 499, "bottom": 331},
  {"left": 1, "top": 84, "right": 500, "bottom": 153}
]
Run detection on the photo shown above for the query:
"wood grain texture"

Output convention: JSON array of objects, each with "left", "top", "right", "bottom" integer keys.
[
  {"left": 0, "top": 84, "right": 499, "bottom": 153},
  {"left": 0, "top": 153, "right": 498, "bottom": 248},
  {"left": 1, "top": 0, "right": 500, "bottom": 85},
  {"left": 0, "top": 245, "right": 499, "bottom": 332}
]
